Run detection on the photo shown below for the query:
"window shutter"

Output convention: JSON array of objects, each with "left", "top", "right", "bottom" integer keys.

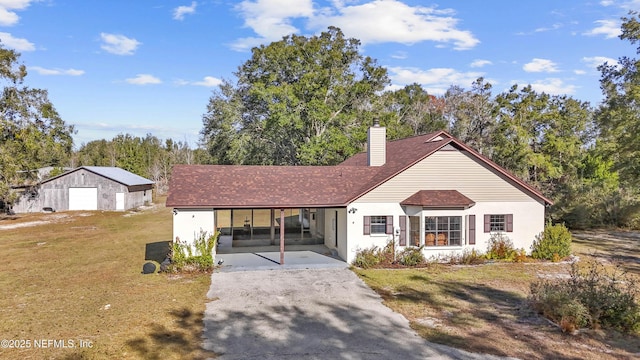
[
  {"left": 399, "top": 216, "right": 406, "bottom": 246},
  {"left": 484, "top": 214, "right": 490, "bottom": 233},
  {"left": 386, "top": 216, "right": 393, "bottom": 234},
  {"left": 506, "top": 214, "right": 513, "bottom": 232},
  {"left": 363, "top": 216, "right": 370, "bottom": 235},
  {"left": 468, "top": 214, "right": 476, "bottom": 245}
]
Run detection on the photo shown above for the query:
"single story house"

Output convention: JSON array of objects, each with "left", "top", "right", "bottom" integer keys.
[
  {"left": 166, "top": 123, "right": 552, "bottom": 264},
  {"left": 11, "top": 166, "right": 154, "bottom": 213}
]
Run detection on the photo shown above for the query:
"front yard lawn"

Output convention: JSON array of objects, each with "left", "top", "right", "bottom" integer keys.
[
  {"left": 0, "top": 199, "right": 215, "bottom": 360},
  {"left": 355, "top": 234, "right": 640, "bottom": 359}
]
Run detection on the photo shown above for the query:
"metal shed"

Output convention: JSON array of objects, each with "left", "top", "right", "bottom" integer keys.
[{"left": 11, "top": 166, "right": 154, "bottom": 213}]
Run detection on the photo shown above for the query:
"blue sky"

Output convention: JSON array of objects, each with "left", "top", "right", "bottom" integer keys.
[{"left": 1, "top": 0, "right": 638, "bottom": 148}]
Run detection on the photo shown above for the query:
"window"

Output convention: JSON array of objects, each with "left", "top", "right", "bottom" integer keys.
[
  {"left": 484, "top": 214, "right": 513, "bottom": 233},
  {"left": 363, "top": 216, "right": 393, "bottom": 235},
  {"left": 490, "top": 215, "right": 505, "bottom": 231},
  {"left": 425, "top": 216, "right": 462, "bottom": 246},
  {"left": 370, "top": 216, "right": 387, "bottom": 234}
]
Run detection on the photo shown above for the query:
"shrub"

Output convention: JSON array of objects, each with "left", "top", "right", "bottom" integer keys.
[
  {"left": 398, "top": 246, "right": 425, "bottom": 266},
  {"left": 529, "top": 261, "right": 640, "bottom": 333},
  {"left": 446, "top": 249, "right": 486, "bottom": 265},
  {"left": 531, "top": 223, "right": 572, "bottom": 261},
  {"left": 352, "top": 246, "right": 383, "bottom": 269},
  {"left": 169, "top": 230, "right": 219, "bottom": 272},
  {"left": 486, "top": 232, "right": 516, "bottom": 260}
]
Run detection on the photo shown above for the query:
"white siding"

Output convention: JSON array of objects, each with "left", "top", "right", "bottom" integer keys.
[
  {"left": 344, "top": 200, "right": 545, "bottom": 264},
  {"left": 324, "top": 208, "right": 348, "bottom": 261},
  {"left": 172, "top": 209, "right": 215, "bottom": 247},
  {"left": 357, "top": 149, "right": 540, "bottom": 203}
]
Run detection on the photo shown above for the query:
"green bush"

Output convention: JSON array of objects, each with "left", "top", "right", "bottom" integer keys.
[
  {"left": 529, "top": 261, "right": 640, "bottom": 333},
  {"left": 486, "top": 232, "right": 516, "bottom": 260},
  {"left": 169, "top": 230, "right": 219, "bottom": 272},
  {"left": 352, "top": 246, "right": 383, "bottom": 269},
  {"left": 398, "top": 246, "right": 425, "bottom": 266},
  {"left": 531, "top": 223, "right": 572, "bottom": 261}
]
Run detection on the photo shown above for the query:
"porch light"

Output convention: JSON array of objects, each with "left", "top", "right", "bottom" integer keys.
[{"left": 348, "top": 207, "right": 357, "bottom": 214}]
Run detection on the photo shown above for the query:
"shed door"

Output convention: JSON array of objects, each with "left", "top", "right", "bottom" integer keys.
[
  {"left": 69, "top": 188, "right": 98, "bottom": 210},
  {"left": 116, "top": 192, "right": 125, "bottom": 211}
]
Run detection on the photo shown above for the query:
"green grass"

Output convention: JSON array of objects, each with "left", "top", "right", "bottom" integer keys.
[{"left": 0, "top": 199, "right": 215, "bottom": 359}]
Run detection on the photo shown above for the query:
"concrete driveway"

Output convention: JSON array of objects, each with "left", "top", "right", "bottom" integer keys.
[{"left": 203, "top": 266, "right": 515, "bottom": 360}]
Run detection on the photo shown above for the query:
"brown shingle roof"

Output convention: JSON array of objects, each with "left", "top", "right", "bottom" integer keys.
[
  {"left": 400, "top": 190, "right": 475, "bottom": 208},
  {"left": 166, "top": 164, "right": 376, "bottom": 208},
  {"left": 166, "top": 130, "right": 553, "bottom": 208}
]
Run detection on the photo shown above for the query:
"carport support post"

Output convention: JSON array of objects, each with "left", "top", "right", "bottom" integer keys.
[{"left": 280, "top": 209, "right": 285, "bottom": 265}]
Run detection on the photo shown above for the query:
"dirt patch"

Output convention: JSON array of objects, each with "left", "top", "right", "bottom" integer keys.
[
  {"left": 572, "top": 230, "right": 640, "bottom": 274},
  {"left": 0, "top": 213, "right": 72, "bottom": 230}
]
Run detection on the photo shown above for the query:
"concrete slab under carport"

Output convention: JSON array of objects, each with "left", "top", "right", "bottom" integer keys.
[{"left": 215, "top": 250, "right": 347, "bottom": 272}]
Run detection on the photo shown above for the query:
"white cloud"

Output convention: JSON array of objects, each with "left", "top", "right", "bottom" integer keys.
[
  {"left": 528, "top": 78, "right": 576, "bottom": 95},
  {"left": 583, "top": 19, "right": 621, "bottom": 39},
  {"left": 192, "top": 76, "right": 222, "bottom": 87},
  {"left": 534, "top": 23, "right": 562, "bottom": 33},
  {"left": 232, "top": 0, "right": 314, "bottom": 51},
  {"left": 387, "top": 66, "right": 484, "bottom": 94},
  {"left": 125, "top": 74, "right": 161, "bottom": 85},
  {"left": 0, "top": 0, "right": 32, "bottom": 26},
  {"left": 391, "top": 51, "right": 408, "bottom": 60},
  {"left": 231, "top": 0, "right": 479, "bottom": 51},
  {"left": 582, "top": 56, "right": 618, "bottom": 69},
  {"left": 574, "top": 69, "right": 586, "bottom": 75},
  {"left": 175, "top": 76, "right": 222, "bottom": 87},
  {"left": 523, "top": 58, "right": 559, "bottom": 73},
  {"left": 0, "top": 31, "right": 34, "bottom": 51},
  {"left": 173, "top": 1, "right": 197, "bottom": 20},
  {"left": 29, "top": 66, "right": 84, "bottom": 76},
  {"left": 470, "top": 59, "right": 492, "bottom": 68},
  {"left": 100, "top": 33, "right": 141, "bottom": 55},
  {"left": 311, "top": 0, "right": 479, "bottom": 50}
]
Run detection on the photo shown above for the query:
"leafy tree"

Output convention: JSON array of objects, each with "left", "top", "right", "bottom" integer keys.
[
  {"left": 0, "top": 44, "right": 74, "bottom": 204},
  {"left": 377, "top": 83, "right": 447, "bottom": 139},
  {"left": 201, "top": 27, "right": 389, "bottom": 165},
  {"left": 589, "top": 11, "right": 640, "bottom": 227},
  {"left": 445, "top": 77, "right": 496, "bottom": 155},
  {"left": 74, "top": 134, "right": 204, "bottom": 195},
  {"left": 596, "top": 11, "right": 640, "bottom": 188}
]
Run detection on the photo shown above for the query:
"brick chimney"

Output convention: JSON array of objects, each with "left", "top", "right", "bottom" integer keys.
[{"left": 367, "top": 120, "right": 386, "bottom": 166}]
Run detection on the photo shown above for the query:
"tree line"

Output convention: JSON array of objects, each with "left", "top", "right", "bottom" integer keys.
[{"left": 1, "top": 12, "right": 639, "bottom": 229}]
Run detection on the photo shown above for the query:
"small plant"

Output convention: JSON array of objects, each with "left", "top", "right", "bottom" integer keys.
[
  {"left": 446, "top": 249, "right": 486, "bottom": 265},
  {"left": 529, "top": 261, "right": 640, "bottom": 333},
  {"left": 514, "top": 248, "right": 527, "bottom": 263},
  {"left": 486, "top": 232, "right": 516, "bottom": 260},
  {"left": 352, "top": 246, "right": 382, "bottom": 269},
  {"left": 352, "top": 240, "right": 397, "bottom": 268},
  {"left": 398, "top": 246, "right": 425, "bottom": 266},
  {"left": 169, "top": 230, "right": 219, "bottom": 272},
  {"left": 531, "top": 222, "right": 572, "bottom": 261}
]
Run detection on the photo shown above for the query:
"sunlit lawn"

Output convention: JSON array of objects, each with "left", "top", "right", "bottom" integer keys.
[
  {"left": 0, "top": 198, "right": 215, "bottom": 359},
  {"left": 355, "top": 235, "right": 640, "bottom": 359}
]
